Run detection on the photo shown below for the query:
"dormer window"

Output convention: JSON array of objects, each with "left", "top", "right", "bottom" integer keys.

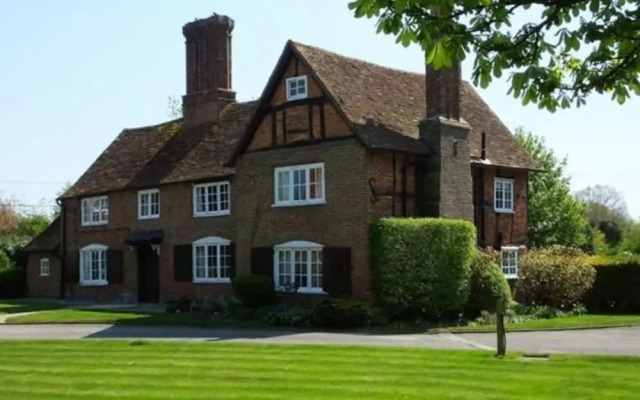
[{"left": 286, "top": 76, "right": 308, "bottom": 101}]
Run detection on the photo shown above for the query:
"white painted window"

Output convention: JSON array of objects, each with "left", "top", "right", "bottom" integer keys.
[
  {"left": 286, "top": 75, "right": 308, "bottom": 101},
  {"left": 494, "top": 178, "right": 514, "bottom": 213},
  {"left": 192, "top": 236, "right": 231, "bottom": 283},
  {"left": 193, "top": 182, "right": 231, "bottom": 217},
  {"left": 138, "top": 189, "right": 160, "bottom": 219},
  {"left": 501, "top": 247, "right": 518, "bottom": 279},
  {"left": 79, "top": 244, "right": 108, "bottom": 286},
  {"left": 81, "top": 196, "right": 109, "bottom": 226},
  {"left": 40, "top": 258, "right": 50, "bottom": 277},
  {"left": 274, "top": 241, "right": 324, "bottom": 294},
  {"left": 274, "top": 163, "right": 325, "bottom": 206}
]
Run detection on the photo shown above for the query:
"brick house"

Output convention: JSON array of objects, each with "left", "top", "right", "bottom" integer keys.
[{"left": 26, "top": 13, "right": 537, "bottom": 302}]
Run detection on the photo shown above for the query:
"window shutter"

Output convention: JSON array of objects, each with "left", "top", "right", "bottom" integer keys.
[
  {"left": 107, "top": 249, "right": 124, "bottom": 284},
  {"left": 173, "top": 245, "right": 193, "bottom": 282},
  {"left": 251, "top": 247, "right": 274, "bottom": 279},
  {"left": 229, "top": 242, "right": 237, "bottom": 279},
  {"left": 322, "top": 247, "right": 352, "bottom": 295},
  {"left": 65, "top": 251, "right": 80, "bottom": 284}
]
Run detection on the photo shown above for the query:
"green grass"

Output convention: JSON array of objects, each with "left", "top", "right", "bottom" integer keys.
[
  {"left": 5, "top": 308, "right": 267, "bottom": 328},
  {"left": 0, "top": 341, "right": 638, "bottom": 399},
  {"left": 442, "top": 314, "right": 640, "bottom": 333},
  {"left": 0, "top": 299, "right": 65, "bottom": 315}
]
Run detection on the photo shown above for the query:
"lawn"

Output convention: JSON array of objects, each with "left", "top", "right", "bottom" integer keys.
[
  {"left": 4, "top": 307, "right": 267, "bottom": 329},
  {"left": 0, "top": 299, "right": 65, "bottom": 315},
  {"left": 441, "top": 314, "right": 640, "bottom": 333},
  {"left": 0, "top": 341, "right": 638, "bottom": 399}
]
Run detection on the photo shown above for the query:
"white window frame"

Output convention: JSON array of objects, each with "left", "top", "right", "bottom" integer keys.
[
  {"left": 274, "top": 163, "right": 325, "bottom": 207},
  {"left": 79, "top": 244, "right": 108, "bottom": 286},
  {"left": 273, "top": 240, "right": 324, "bottom": 294},
  {"left": 192, "top": 236, "right": 232, "bottom": 283},
  {"left": 286, "top": 75, "right": 308, "bottom": 101},
  {"left": 40, "top": 258, "right": 50, "bottom": 277},
  {"left": 501, "top": 246, "right": 519, "bottom": 279},
  {"left": 81, "top": 196, "right": 109, "bottom": 226},
  {"left": 138, "top": 189, "right": 160, "bottom": 220},
  {"left": 494, "top": 178, "right": 515, "bottom": 213},
  {"left": 193, "top": 181, "right": 231, "bottom": 217}
]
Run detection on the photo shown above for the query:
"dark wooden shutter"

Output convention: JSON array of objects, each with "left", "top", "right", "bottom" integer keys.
[
  {"left": 251, "top": 247, "right": 274, "bottom": 279},
  {"left": 229, "top": 242, "right": 237, "bottom": 279},
  {"left": 65, "top": 251, "right": 80, "bottom": 284},
  {"left": 322, "top": 247, "right": 352, "bottom": 295},
  {"left": 173, "top": 245, "right": 193, "bottom": 282},
  {"left": 107, "top": 249, "right": 124, "bottom": 284}
]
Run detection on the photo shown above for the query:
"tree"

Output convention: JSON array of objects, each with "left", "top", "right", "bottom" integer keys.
[
  {"left": 576, "top": 185, "right": 630, "bottom": 248},
  {"left": 0, "top": 199, "right": 18, "bottom": 235},
  {"left": 167, "top": 96, "right": 182, "bottom": 119},
  {"left": 348, "top": 0, "right": 640, "bottom": 111},
  {"left": 515, "top": 128, "right": 589, "bottom": 248},
  {"left": 621, "top": 222, "right": 640, "bottom": 254}
]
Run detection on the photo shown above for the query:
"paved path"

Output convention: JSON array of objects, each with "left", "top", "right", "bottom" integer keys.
[{"left": 0, "top": 324, "right": 638, "bottom": 355}]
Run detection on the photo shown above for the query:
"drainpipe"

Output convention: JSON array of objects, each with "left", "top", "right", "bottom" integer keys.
[{"left": 55, "top": 198, "right": 66, "bottom": 299}]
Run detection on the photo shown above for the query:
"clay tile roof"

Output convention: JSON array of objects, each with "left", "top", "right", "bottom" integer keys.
[
  {"left": 23, "top": 217, "right": 60, "bottom": 252},
  {"left": 62, "top": 101, "right": 256, "bottom": 199},
  {"left": 292, "top": 42, "right": 538, "bottom": 170}
]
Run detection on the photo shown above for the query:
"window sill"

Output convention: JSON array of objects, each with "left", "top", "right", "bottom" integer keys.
[
  {"left": 276, "top": 287, "right": 326, "bottom": 295},
  {"left": 494, "top": 209, "right": 515, "bottom": 214},
  {"left": 39, "top": 274, "right": 50, "bottom": 278},
  {"left": 138, "top": 215, "right": 160, "bottom": 220},
  {"left": 272, "top": 200, "right": 326, "bottom": 208},
  {"left": 193, "top": 278, "right": 232, "bottom": 284},
  {"left": 504, "top": 274, "right": 518, "bottom": 280},
  {"left": 79, "top": 281, "right": 108, "bottom": 287},
  {"left": 81, "top": 222, "right": 108, "bottom": 227},
  {"left": 193, "top": 211, "right": 231, "bottom": 218}
]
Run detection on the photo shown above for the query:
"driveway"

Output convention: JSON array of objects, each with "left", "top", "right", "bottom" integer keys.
[{"left": 0, "top": 324, "right": 639, "bottom": 355}]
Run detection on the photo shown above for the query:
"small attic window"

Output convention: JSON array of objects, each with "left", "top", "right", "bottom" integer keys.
[{"left": 286, "top": 76, "right": 307, "bottom": 101}]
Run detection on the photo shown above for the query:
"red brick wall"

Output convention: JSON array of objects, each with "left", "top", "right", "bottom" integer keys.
[
  {"left": 62, "top": 181, "right": 236, "bottom": 302},
  {"left": 234, "top": 138, "right": 371, "bottom": 299},
  {"left": 366, "top": 150, "right": 417, "bottom": 220},
  {"left": 26, "top": 252, "right": 60, "bottom": 298},
  {"left": 475, "top": 167, "right": 528, "bottom": 247}
]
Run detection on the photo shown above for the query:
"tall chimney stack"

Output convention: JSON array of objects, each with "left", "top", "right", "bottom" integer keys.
[
  {"left": 416, "top": 54, "right": 473, "bottom": 221},
  {"left": 182, "top": 13, "right": 236, "bottom": 126}
]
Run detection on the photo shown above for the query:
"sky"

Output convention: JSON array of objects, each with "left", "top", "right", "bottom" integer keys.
[{"left": 1, "top": 0, "right": 639, "bottom": 218}]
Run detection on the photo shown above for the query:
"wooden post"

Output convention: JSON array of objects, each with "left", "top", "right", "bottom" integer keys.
[{"left": 496, "top": 300, "right": 506, "bottom": 357}]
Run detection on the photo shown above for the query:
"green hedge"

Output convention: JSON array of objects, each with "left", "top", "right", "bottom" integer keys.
[
  {"left": 465, "top": 250, "right": 511, "bottom": 318},
  {"left": 0, "top": 250, "right": 26, "bottom": 299},
  {"left": 583, "top": 256, "right": 640, "bottom": 314},
  {"left": 370, "top": 218, "right": 476, "bottom": 320}
]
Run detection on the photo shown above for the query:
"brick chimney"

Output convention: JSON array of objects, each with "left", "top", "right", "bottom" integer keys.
[
  {"left": 182, "top": 13, "right": 236, "bottom": 126},
  {"left": 416, "top": 60, "right": 474, "bottom": 221}
]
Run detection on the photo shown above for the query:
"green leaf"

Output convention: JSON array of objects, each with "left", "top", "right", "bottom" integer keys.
[
  {"left": 427, "top": 41, "right": 451, "bottom": 69},
  {"left": 395, "top": 0, "right": 407, "bottom": 13}
]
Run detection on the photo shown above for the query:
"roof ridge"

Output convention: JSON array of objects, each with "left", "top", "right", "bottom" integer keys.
[{"left": 291, "top": 40, "right": 425, "bottom": 78}]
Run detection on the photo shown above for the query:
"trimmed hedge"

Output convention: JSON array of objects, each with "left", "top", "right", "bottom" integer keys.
[
  {"left": 370, "top": 218, "right": 476, "bottom": 320},
  {"left": 465, "top": 250, "right": 511, "bottom": 318},
  {"left": 583, "top": 256, "right": 640, "bottom": 314}
]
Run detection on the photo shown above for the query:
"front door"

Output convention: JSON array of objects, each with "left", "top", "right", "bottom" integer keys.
[{"left": 137, "top": 245, "right": 160, "bottom": 303}]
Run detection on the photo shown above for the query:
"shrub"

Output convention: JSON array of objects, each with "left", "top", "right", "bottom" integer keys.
[
  {"left": 515, "top": 246, "right": 595, "bottom": 309},
  {"left": 311, "top": 298, "right": 372, "bottom": 329},
  {"left": 583, "top": 256, "right": 640, "bottom": 314},
  {"left": 262, "top": 307, "right": 313, "bottom": 327},
  {"left": 465, "top": 250, "right": 511, "bottom": 318},
  {"left": 232, "top": 274, "right": 276, "bottom": 308},
  {"left": 0, "top": 250, "right": 25, "bottom": 299},
  {"left": 370, "top": 218, "right": 476, "bottom": 320}
]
